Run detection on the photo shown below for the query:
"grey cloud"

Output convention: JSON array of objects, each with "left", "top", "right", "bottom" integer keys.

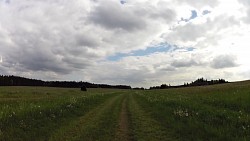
[
  {"left": 134, "top": 2, "right": 176, "bottom": 23},
  {"left": 74, "top": 33, "right": 100, "bottom": 47},
  {"left": 160, "top": 66, "right": 176, "bottom": 71},
  {"left": 64, "top": 46, "right": 91, "bottom": 57},
  {"left": 210, "top": 55, "right": 238, "bottom": 69},
  {"left": 0, "top": 64, "right": 7, "bottom": 74},
  {"left": 176, "top": 0, "right": 219, "bottom": 8},
  {"left": 0, "top": 0, "right": 105, "bottom": 76},
  {"left": 62, "top": 56, "right": 93, "bottom": 70},
  {"left": 240, "top": 1, "right": 250, "bottom": 23},
  {"left": 171, "top": 59, "right": 199, "bottom": 68},
  {"left": 2, "top": 29, "right": 71, "bottom": 74},
  {"left": 88, "top": 1, "right": 146, "bottom": 31},
  {"left": 246, "top": 9, "right": 250, "bottom": 23},
  {"left": 170, "top": 23, "right": 206, "bottom": 42},
  {"left": 150, "top": 8, "right": 176, "bottom": 22},
  {"left": 238, "top": 0, "right": 250, "bottom": 5},
  {"left": 8, "top": 46, "right": 71, "bottom": 74}
]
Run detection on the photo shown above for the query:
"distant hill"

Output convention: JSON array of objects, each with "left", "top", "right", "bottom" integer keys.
[{"left": 0, "top": 75, "right": 131, "bottom": 89}]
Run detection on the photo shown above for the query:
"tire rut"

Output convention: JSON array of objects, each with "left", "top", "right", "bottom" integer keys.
[
  {"left": 128, "top": 93, "right": 172, "bottom": 141},
  {"left": 115, "top": 95, "right": 131, "bottom": 141},
  {"left": 50, "top": 93, "right": 123, "bottom": 141}
]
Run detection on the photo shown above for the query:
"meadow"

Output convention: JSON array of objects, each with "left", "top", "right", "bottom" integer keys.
[{"left": 0, "top": 81, "right": 249, "bottom": 141}]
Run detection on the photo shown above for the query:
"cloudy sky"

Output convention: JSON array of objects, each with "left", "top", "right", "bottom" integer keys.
[{"left": 0, "top": 0, "right": 250, "bottom": 87}]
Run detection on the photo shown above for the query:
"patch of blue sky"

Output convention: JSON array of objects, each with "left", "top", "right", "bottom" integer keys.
[
  {"left": 190, "top": 10, "right": 198, "bottom": 20},
  {"left": 107, "top": 53, "right": 128, "bottom": 61},
  {"left": 181, "top": 10, "right": 197, "bottom": 22},
  {"left": 107, "top": 43, "right": 195, "bottom": 61},
  {"left": 131, "top": 42, "right": 173, "bottom": 56},
  {"left": 107, "top": 43, "right": 173, "bottom": 61},
  {"left": 187, "top": 47, "right": 195, "bottom": 51},
  {"left": 120, "top": 0, "right": 126, "bottom": 4},
  {"left": 107, "top": 43, "right": 170, "bottom": 61},
  {"left": 202, "top": 10, "right": 211, "bottom": 15}
]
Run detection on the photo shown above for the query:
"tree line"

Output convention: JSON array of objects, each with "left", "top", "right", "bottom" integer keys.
[
  {"left": 0, "top": 75, "right": 131, "bottom": 89},
  {"left": 150, "top": 78, "right": 228, "bottom": 90}
]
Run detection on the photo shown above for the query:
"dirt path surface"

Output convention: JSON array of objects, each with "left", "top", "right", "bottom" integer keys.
[
  {"left": 115, "top": 97, "right": 131, "bottom": 141},
  {"left": 50, "top": 92, "right": 170, "bottom": 141}
]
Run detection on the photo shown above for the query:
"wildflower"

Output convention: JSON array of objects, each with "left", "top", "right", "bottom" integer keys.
[
  {"left": 51, "top": 114, "right": 56, "bottom": 118},
  {"left": 66, "top": 104, "right": 72, "bottom": 108},
  {"left": 242, "top": 126, "right": 246, "bottom": 130},
  {"left": 239, "top": 110, "right": 243, "bottom": 115},
  {"left": 185, "top": 113, "right": 189, "bottom": 117}
]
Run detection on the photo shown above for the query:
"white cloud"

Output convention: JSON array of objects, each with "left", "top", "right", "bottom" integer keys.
[{"left": 0, "top": 0, "right": 250, "bottom": 87}]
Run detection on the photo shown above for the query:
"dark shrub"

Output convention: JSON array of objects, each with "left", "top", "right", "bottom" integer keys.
[{"left": 81, "top": 86, "right": 87, "bottom": 91}]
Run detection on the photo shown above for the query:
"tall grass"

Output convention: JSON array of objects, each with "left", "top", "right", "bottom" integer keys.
[
  {"left": 0, "top": 82, "right": 249, "bottom": 141},
  {"left": 133, "top": 82, "right": 250, "bottom": 140},
  {"left": 0, "top": 87, "right": 122, "bottom": 140}
]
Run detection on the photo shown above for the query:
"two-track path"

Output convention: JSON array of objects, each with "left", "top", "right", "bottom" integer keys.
[{"left": 50, "top": 91, "right": 170, "bottom": 141}]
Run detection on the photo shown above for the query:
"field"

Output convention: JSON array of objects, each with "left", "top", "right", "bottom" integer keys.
[{"left": 0, "top": 81, "right": 249, "bottom": 141}]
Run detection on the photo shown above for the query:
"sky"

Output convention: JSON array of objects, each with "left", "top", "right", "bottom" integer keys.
[{"left": 0, "top": 0, "right": 250, "bottom": 88}]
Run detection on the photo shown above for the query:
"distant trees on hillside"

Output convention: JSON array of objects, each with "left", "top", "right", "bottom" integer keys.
[
  {"left": 0, "top": 75, "right": 228, "bottom": 90},
  {"left": 0, "top": 75, "right": 44, "bottom": 86},
  {"left": 0, "top": 75, "right": 131, "bottom": 89},
  {"left": 133, "top": 87, "right": 145, "bottom": 90},
  {"left": 188, "top": 78, "right": 227, "bottom": 86},
  {"left": 150, "top": 78, "right": 228, "bottom": 90}
]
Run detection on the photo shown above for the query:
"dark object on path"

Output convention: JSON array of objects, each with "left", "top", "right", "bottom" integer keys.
[{"left": 81, "top": 85, "right": 87, "bottom": 91}]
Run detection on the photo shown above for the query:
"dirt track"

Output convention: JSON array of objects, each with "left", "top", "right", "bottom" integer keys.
[{"left": 115, "top": 96, "right": 130, "bottom": 141}]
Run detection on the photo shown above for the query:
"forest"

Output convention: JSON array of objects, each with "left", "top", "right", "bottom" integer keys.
[{"left": 0, "top": 75, "right": 131, "bottom": 89}]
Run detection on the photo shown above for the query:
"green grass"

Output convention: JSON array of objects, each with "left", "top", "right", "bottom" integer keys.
[
  {"left": 50, "top": 92, "right": 125, "bottom": 141},
  {"left": 132, "top": 82, "right": 250, "bottom": 141},
  {"left": 127, "top": 93, "right": 173, "bottom": 141},
  {"left": 0, "top": 81, "right": 250, "bottom": 141},
  {"left": 0, "top": 87, "right": 125, "bottom": 141}
]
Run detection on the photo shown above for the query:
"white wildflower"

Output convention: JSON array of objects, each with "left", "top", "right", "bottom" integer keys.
[{"left": 242, "top": 126, "right": 246, "bottom": 130}]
